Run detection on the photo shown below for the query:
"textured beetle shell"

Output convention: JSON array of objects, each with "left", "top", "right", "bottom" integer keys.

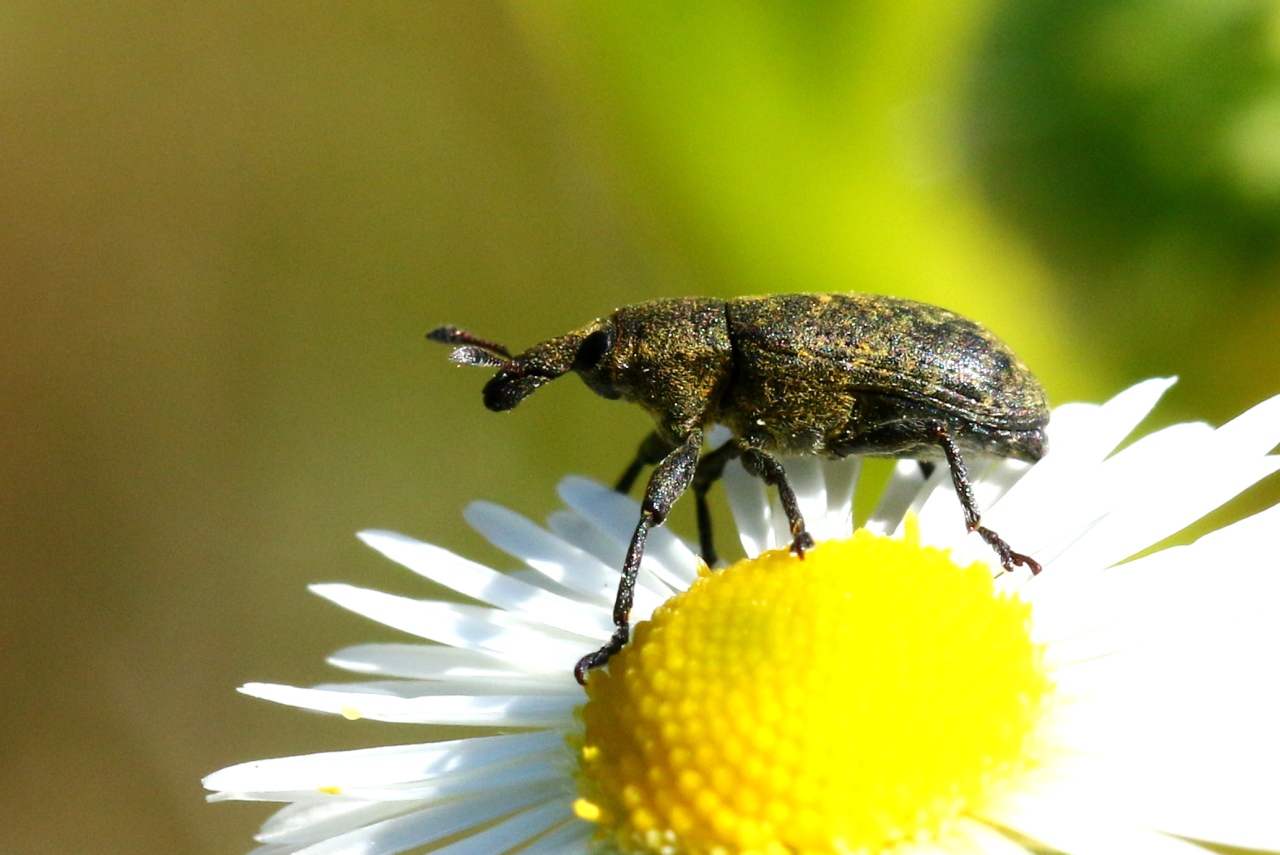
[
  {"left": 718, "top": 293, "right": 1046, "bottom": 450},
  {"left": 585, "top": 293, "right": 1048, "bottom": 463},
  {"left": 506, "top": 291, "right": 1051, "bottom": 467}
]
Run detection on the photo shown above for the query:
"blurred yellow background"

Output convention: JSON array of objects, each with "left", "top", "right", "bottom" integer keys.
[{"left": 2, "top": 2, "right": 1277, "bottom": 852}]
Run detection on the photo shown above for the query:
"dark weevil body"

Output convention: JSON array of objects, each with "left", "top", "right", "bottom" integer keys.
[{"left": 429, "top": 293, "right": 1049, "bottom": 683}]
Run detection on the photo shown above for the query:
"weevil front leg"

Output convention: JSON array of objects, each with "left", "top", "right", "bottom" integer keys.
[
  {"left": 739, "top": 447, "right": 815, "bottom": 557},
  {"left": 619, "top": 432, "right": 739, "bottom": 569},
  {"left": 576, "top": 429, "right": 703, "bottom": 684},
  {"left": 930, "top": 423, "right": 1041, "bottom": 575}
]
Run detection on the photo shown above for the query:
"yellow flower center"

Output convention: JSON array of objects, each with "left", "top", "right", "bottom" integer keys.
[{"left": 574, "top": 522, "right": 1051, "bottom": 855}]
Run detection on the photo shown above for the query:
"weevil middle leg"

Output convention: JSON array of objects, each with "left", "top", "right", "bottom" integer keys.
[
  {"left": 739, "top": 447, "right": 816, "bottom": 557},
  {"left": 615, "top": 431, "right": 675, "bottom": 494},
  {"left": 689, "top": 439, "right": 742, "bottom": 567},
  {"left": 617, "top": 434, "right": 817, "bottom": 566}
]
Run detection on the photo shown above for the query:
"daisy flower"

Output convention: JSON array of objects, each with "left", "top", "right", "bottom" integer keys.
[{"left": 205, "top": 378, "right": 1280, "bottom": 855}]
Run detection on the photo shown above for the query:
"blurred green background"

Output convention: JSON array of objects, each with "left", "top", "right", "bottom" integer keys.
[{"left": 3, "top": 2, "right": 1278, "bottom": 852}]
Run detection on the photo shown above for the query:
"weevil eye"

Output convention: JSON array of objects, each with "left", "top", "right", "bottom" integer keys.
[
  {"left": 574, "top": 328, "right": 622, "bottom": 401},
  {"left": 574, "top": 329, "right": 613, "bottom": 371}
]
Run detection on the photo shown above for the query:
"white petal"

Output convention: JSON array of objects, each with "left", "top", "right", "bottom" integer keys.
[
  {"left": 723, "top": 457, "right": 775, "bottom": 557},
  {"left": 1020, "top": 523, "right": 1280, "bottom": 849},
  {"left": 1039, "top": 435, "right": 1280, "bottom": 575},
  {"left": 1082, "top": 453, "right": 1278, "bottom": 570},
  {"left": 545, "top": 508, "right": 626, "bottom": 566},
  {"left": 784, "top": 455, "right": 827, "bottom": 536},
  {"left": 357, "top": 530, "right": 614, "bottom": 639},
  {"left": 1019, "top": 753, "right": 1280, "bottom": 853},
  {"left": 986, "top": 792, "right": 1216, "bottom": 855},
  {"left": 426, "top": 798, "right": 575, "bottom": 855},
  {"left": 866, "top": 460, "right": 928, "bottom": 535},
  {"left": 327, "top": 643, "right": 532, "bottom": 680},
  {"left": 322, "top": 759, "right": 565, "bottom": 803},
  {"left": 979, "top": 422, "right": 1201, "bottom": 570},
  {"left": 324, "top": 644, "right": 580, "bottom": 693},
  {"left": 279, "top": 786, "right": 565, "bottom": 855},
  {"left": 311, "top": 675, "right": 578, "bottom": 697},
  {"left": 821, "top": 455, "right": 860, "bottom": 540},
  {"left": 557, "top": 477, "right": 700, "bottom": 587},
  {"left": 1188, "top": 499, "right": 1280, "bottom": 568},
  {"left": 238, "top": 683, "right": 578, "bottom": 728},
  {"left": 513, "top": 817, "right": 594, "bottom": 854},
  {"left": 953, "top": 819, "right": 1037, "bottom": 855},
  {"left": 253, "top": 799, "right": 411, "bottom": 847},
  {"left": 205, "top": 731, "right": 565, "bottom": 794},
  {"left": 1128, "top": 786, "right": 1280, "bottom": 852},
  {"left": 1212, "top": 390, "right": 1280, "bottom": 454},
  {"left": 972, "top": 379, "right": 1180, "bottom": 561},
  {"left": 910, "top": 457, "right": 1000, "bottom": 552},
  {"left": 310, "top": 584, "right": 595, "bottom": 670},
  {"left": 1058, "top": 376, "right": 1177, "bottom": 463},
  {"left": 464, "top": 501, "right": 664, "bottom": 613},
  {"left": 541, "top": 509, "right": 674, "bottom": 622}
]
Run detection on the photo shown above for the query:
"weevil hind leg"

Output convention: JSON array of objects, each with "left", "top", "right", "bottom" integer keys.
[
  {"left": 929, "top": 423, "right": 1041, "bottom": 575},
  {"left": 577, "top": 430, "right": 703, "bottom": 684}
]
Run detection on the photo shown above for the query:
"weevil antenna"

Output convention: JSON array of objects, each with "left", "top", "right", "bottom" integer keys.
[{"left": 426, "top": 326, "right": 513, "bottom": 359}]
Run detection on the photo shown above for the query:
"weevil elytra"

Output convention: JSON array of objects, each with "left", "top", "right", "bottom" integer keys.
[{"left": 429, "top": 293, "right": 1049, "bottom": 684}]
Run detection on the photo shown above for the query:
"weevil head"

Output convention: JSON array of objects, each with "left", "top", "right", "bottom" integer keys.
[
  {"left": 430, "top": 298, "right": 732, "bottom": 435},
  {"left": 429, "top": 319, "right": 619, "bottom": 412},
  {"left": 482, "top": 318, "right": 620, "bottom": 412}
]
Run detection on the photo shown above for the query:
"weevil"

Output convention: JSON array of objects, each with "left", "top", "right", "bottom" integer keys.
[{"left": 428, "top": 293, "right": 1049, "bottom": 684}]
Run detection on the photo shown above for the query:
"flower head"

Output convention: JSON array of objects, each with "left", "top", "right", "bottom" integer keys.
[{"left": 205, "top": 379, "right": 1280, "bottom": 855}]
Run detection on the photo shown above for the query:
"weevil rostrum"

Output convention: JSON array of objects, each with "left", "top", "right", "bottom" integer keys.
[{"left": 428, "top": 293, "right": 1049, "bottom": 683}]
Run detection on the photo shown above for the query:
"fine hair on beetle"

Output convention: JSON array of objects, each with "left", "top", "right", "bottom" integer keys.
[{"left": 429, "top": 293, "right": 1049, "bottom": 684}]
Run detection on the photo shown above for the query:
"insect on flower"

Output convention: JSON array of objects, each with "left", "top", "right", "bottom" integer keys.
[{"left": 429, "top": 293, "right": 1049, "bottom": 682}]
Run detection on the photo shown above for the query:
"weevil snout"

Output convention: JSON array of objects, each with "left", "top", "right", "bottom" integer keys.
[
  {"left": 429, "top": 321, "right": 614, "bottom": 412},
  {"left": 482, "top": 367, "right": 555, "bottom": 411}
]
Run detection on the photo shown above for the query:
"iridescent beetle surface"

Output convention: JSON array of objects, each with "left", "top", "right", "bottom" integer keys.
[{"left": 429, "top": 293, "right": 1049, "bottom": 683}]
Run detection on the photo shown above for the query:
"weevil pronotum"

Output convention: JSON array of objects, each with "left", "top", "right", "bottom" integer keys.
[{"left": 429, "top": 293, "right": 1049, "bottom": 683}]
